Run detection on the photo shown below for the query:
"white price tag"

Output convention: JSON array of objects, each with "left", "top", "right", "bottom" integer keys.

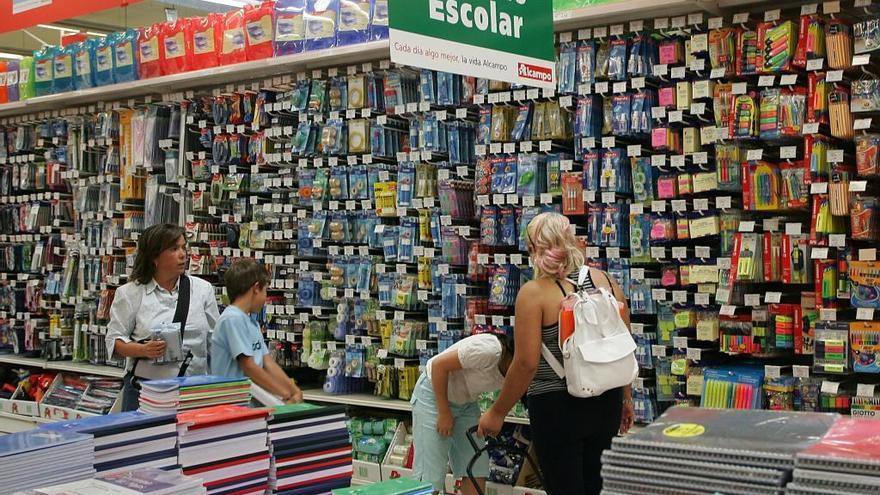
[
  {"left": 652, "top": 345, "right": 668, "bottom": 358},
  {"left": 821, "top": 381, "right": 840, "bottom": 395},
  {"left": 811, "top": 247, "right": 830, "bottom": 259},
  {"left": 855, "top": 118, "right": 872, "bottom": 130},
  {"left": 720, "top": 305, "right": 737, "bottom": 316},
  {"left": 850, "top": 181, "right": 868, "bottom": 192},
  {"left": 807, "top": 59, "right": 824, "bottom": 71},
  {"left": 793, "top": 365, "right": 811, "bottom": 378},
  {"left": 765, "top": 292, "right": 782, "bottom": 304},
  {"left": 857, "top": 308, "right": 875, "bottom": 321},
  {"left": 765, "top": 9, "right": 781, "bottom": 21},
  {"left": 860, "top": 248, "right": 877, "bottom": 261},
  {"left": 857, "top": 383, "right": 876, "bottom": 398}
]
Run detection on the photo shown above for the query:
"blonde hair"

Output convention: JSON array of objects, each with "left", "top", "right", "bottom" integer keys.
[{"left": 527, "top": 212, "right": 585, "bottom": 279}]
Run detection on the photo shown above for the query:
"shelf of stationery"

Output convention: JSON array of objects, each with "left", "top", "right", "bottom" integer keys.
[
  {"left": 0, "top": 355, "right": 125, "bottom": 378},
  {"left": 301, "top": 389, "right": 531, "bottom": 425}
]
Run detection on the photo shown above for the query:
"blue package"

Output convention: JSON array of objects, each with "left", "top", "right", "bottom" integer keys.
[
  {"left": 73, "top": 40, "right": 96, "bottom": 89},
  {"left": 337, "top": 1, "right": 371, "bottom": 46},
  {"left": 112, "top": 29, "right": 139, "bottom": 83},
  {"left": 33, "top": 47, "right": 54, "bottom": 96},
  {"left": 305, "top": 0, "right": 338, "bottom": 51},
  {"left": 583, "top": 150, "right": 601, "bottom": 191},
  {"left": 558, "top": 42, "right": 577, "bottom": 94},
  {"left": 6, "top": 60, "right": 19, "bottom": 102},
  {"left": 275, "top": 0, "right": 307, "bottom": 56},
  {"left": 577, "top": 40, "right": 596, "bottom": 84},
  {"left": 370, "top": 0, "right": 388, "bottom": 40},
  {"left": 499, "top": 207, "right": 516, "bottom": 247},
  {"left": 94, "top": 36, "right": 115, "bottom": 86},
  {"left": 52, "top": 46, "right": 75, "bottom": 93}
]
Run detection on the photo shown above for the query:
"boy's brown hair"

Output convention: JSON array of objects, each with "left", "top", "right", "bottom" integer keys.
[{"left": 225, "top": 258, "right": 270, "bottom": 302}]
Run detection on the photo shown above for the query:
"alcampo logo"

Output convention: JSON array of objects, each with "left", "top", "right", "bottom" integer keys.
[{"left": 518, "top": 62, "right": 552, "bottom": 82}]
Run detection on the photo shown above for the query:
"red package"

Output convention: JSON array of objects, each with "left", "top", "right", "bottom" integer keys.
[
  {"left": 138, "top": 23, "right": 164, "bottom": 79},
  {"left": 0, "top": 61, "right": 7, "bottom": 104},
  {"left": 189, "top": 14, "right": 222, "bottom": 70},
  {"left": 220, "top": 9, "right": 247, "bottom": 66},
  {"left": 244, "top": 1, "right": 275, "bottom": 61},
  {"left": 162, "top": 19, "right": 192, "bottom": 75}
]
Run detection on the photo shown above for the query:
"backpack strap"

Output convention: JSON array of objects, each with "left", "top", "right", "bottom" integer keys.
[{"left": 540, "top": 343, "right": 566, "bottom": 379}]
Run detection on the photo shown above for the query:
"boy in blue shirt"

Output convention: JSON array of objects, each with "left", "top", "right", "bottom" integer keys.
[{"left": 212, "top": 258, "right": 302, "bottom": 403}]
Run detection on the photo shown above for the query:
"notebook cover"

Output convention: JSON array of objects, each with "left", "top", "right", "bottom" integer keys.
[
  {"left": 177, "top": 404, "right": 270, "bottom": 430},
  {"left": 797, "top": 417, "right": 880, "bottom": 471},
  {"left": 39, "top": 411, "right": 176, "bottom": 437},
  {"left": 0, "top": 429, "right": 93, "bottom": 458}
]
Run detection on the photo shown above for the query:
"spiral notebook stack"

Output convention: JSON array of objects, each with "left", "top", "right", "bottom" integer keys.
[
  {"left": 268, "top": 403, "right": 353, "bottom": 495},
  {"left": 139, "top": 375, "right": 252, "bottom": 414},
  {"left": 788, "top": 418, "right": 880, "bottom": 495},
  {"left": 0, "top": 429, "right": 96, "bottom": 493},
  {"left": 39, "top": 411, "right": 179, "bottom": 474},
  {"left": 601, "top": 407, "right": 837, "bottom": 495},
  {"left": 13, "top": 468, "right": 206, "bottom": 495},
  {"left": 177, "top": 405, "right": 272, "bottom": 495}
]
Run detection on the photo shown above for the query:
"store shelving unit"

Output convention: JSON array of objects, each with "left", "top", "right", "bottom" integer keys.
[{"left": 0, "top": 355, "right": 125, "bottom": 378}]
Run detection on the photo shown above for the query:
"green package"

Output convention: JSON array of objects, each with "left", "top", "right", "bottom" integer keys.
[{"left": 18, "top": 56, "right": 35, "bottom": 100}]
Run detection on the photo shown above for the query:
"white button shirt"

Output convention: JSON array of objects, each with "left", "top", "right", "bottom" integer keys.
[{"left": 105, "top": 275, "right": 220, "bottom": 380}]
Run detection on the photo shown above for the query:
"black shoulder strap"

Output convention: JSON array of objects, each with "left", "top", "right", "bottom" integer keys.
[
  {"left": 554, "top": 280, "right": 568, "bottom": 297},
  {"left": 174, "top": 275, "right": 193, "bottom": 377}
]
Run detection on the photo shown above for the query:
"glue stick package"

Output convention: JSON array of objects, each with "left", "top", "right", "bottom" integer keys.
[
  {"left": 74, "top": 40, "right": 96, "bottom": 89},
  {"left": 94, "top": 36, "right": 115, "bottom": 86},
  {"left": 190, "top": 14, "right": 222, "bottom": 70},
  {"left": 18, "top": 56, "right": 35, "bottom": 100},
  {"left": 275, "top": 0, "right": 306, "bottom": 55},
  {"left": 337, "top": 1, "right": 370, "bottom": 46},
  {"left": 6, "top": 60, "right": 19, "bottom": 102},
  {"left": 305, "top": 0, "right": 338, "bottom": 51},
  {"left": 371, "top": 0, "right": 388, "bottom": 40},
  {"left": 244, "top": 1, "right": 276, "bottom": 61},
  {"left": 112, "top": 29, "right": 139, "bottom": 83},
  {"left": 161, "top": 19, "right": 191, "bottom": 75},
  {"left": 138, "top": 23, "right": 164, "bottom": 79},
  {"left": 33, "top": 47, "right": 54, "bottom": 96},
  {"left": 220, "top": 9, "right": 248, "bottom": 65}
]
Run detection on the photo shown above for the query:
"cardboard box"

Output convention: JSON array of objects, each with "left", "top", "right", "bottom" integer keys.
[
  {"left": 512, "top": 487, "right": 547, "bottom": 495},
  {"left": 485, "top": 482, "right": 514, "bottom": 495},
  {"left": 380, "top": 422, "right": 414, "bottom": 481},
  {"left": 38, "top": 373, "right": 121, "bottom": 421},
  {"left": 352, "top": 459, "right": 383, "bottom": 484},
  {"left": 9, "top": 382, "right": 39, "bottom": 417}
]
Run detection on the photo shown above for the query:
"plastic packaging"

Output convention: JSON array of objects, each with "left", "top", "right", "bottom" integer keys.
[
  {"left": 112, "top": 29, "right": 139, "bottom": 83},
  {"left": 18, "top": 56, "right": 35, "bottom": 100},
  {"left": 244, "top": 1, "right": 276, "bottom": 60},
  {"left": 337, "top": 1, "right": 370, "bottom": 46},
  {"left": 94, "top": 36, "right": 115, "bottom": 86},
  {"left": 275, "top": 0, "right": 306, "bottom": 55},
  {"left": 371, "top": 0, "right": 388, "bottom": 40},
  {"left": 190, "top": 14, "right": 222, "bottom": 70},
  {"left": 305, "top": 0, "right": 338, "bottom": 51},
  {"left": 0, "top": 62, "right": 7, "bottom": 104},
  {"left": 221, "top": 9, "right": 248, "bottom": 65},
  {"left": 6, "top": 60, "right": 19, "bottom": 102},
  {"left": 33, "top": 47, "right": 54, "bottom": 96},
  {"left": 161, "top": 19, "right": 191, "bottom": 75},
  {"left": 53, "top": 45, "right": 76, "bottom": 93},
  {"left": 74, "top": 40, "right": 96, "bottom": 89},
  {"left": 138, "top": 24, "right": 164, "bottom": 79}
]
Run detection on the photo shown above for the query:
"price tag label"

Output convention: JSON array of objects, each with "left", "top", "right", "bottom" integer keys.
[
  {"left": 860, "top": 248, "right": 878, "bottom": 261},
  {"left": 745, "top": 294, "right": 762, "bottom": 307},
  {"left": 695, "top": 293, "right": 711, "bottom": 306},
  {"left": 652, "top": 345, "right": 668, "bottom": 358},
  {"left": 739, "top": 221, "right": 756, "bottom": 232},
  {"left": 793, "top": 365, "right": 811, "bottom": 378},
  {"left": 651, "top": 246, "right": 667, "bottom": 260},
  {"left": 720, "top": 305, "right": 737, "bottom": 316},
  {"left": 765, "top": 9, "right": 781, "bottom": 21},
  {"left": 765, "top": 365, "right": 783, "bottom": 379},
  {"left": 851, "top": 181, "right": 868, "bottom": 193},
  {"left": 821, "top": 381, "right": 840, "bottom": 395},
  {"left": 857, "top": 308, "right": 876, "bottom": 321},
  {"left": 651, "top": 200, "right": 667, "bottom": 213},
  {"left": 672, "top": 246, "right": 687, "bottom": 259},
  {"left": 785, "top": 223, "right": 803, "bottom": 236},
  {"left": 669, "top": 110, "right": 683, "bottom": 123},
  {"left": 765, "top": 292, "right": 782, "bottom": 304},
  {"left": 708, "top": 17, "right": 723, "bottom": 29},
  {"left": 732, "top": 82, "right": 747, "bottom": 95},
  {"left": 812, "top": 247, "right": 830, "bottom": 259},
  {"left": 672, "top": 291, "right": 688, "bottom": 304},
  {"left": 653, "top": 64, "right": 668, "bottom": 77},
  {"left": 820, "top": 308, "right": 837, "bottom": 321},
  {"left": 857, "top": 383, "right": 876, "bottom": 397},
  {"left": 807, "top": 58, "right": 824, "bottom": 71}
]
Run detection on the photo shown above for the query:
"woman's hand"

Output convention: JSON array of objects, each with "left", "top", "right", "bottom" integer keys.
[
  {"left": 619, "top": 400, "right": 635, "bottom": 434},
  {"left": 436, "top": 410, "right": 454, "bottom": 437},
  {"left": 141, "top": 340, "right": 167, "bottom": 359},
  {"left": 477, "top": 409, "right": 504, "bottom": 438},
  {"left": 289, "top": 386, "right": 304, "bottom": 404}
]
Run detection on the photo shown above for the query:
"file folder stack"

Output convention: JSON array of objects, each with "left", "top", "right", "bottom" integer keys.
[
  {"left": 39, "top": 411, "right": 179, "bottom": 474},
  {"left": 268, "top": 403, "right": 353, "bottom": 494},
  {"left": 177, "top": 405, "right": 271, "bottom": 495},
  {"left": 139, "top": 375, "right": 252, "bottom": 414},
  {"left": 789, "top": 417, "right": 880, "bottom": 494},
  {"left": 0, "top": 429, "right": 95, "bottom": 493},
  {"left": 601, "top": 407, "right": 837, "bottom": 495}
]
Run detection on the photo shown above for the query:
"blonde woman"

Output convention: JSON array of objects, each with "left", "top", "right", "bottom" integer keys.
[{"left": 477, "top": 212, "right": 635, "bottom": 495}]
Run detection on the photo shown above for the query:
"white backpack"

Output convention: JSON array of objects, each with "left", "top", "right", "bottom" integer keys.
[{"left": 540, "top": 267, "right": 639, "bottom": 398}]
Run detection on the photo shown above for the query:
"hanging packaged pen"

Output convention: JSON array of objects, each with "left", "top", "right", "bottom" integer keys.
[
  {"left": 730, "top": 92, "right": 759, "bottom": 139},
  {"left": 631, "top": 157, "right": 654, "bottom": 202},
  {"left": 631, "top": 90, "right": 653, "bottom": 136},
  {"left": 608, "top": 37, "right": 628, "bottom": 81},
  {"left": 517, "top": 153, "right": 541, "bottom": 197},
  {"left": 829, "top": 86, "right": 854, "bottom": 140},
  {"left": 760, "top": 88, "right": 782, "bottom": 139},
  {"left": 576, "top": 95, "right": 601, "bottom": 138},
  {"left": 757, "top": 20, "right": 796, "bottom": 73},
  {"left": 794, "top": 15, "right": 825, "bottom": 69},
  {"left": 510, "top": 103, "right": 533, "bottom": 142},
  {"left": 558, "top": 41, "right": 578, "bottom": 94},
  {"left": 583, "top": 150, "right": 601, "bottom": 192},
  {"left": 561, "top": 172, "right": 585, "bottom": 215},
  {"left": 595, "top": 38, "right": 611, "bottom": 80},
  {"left": 857, "top": 133, "right": 880, "bottom": 177},
  {"left": 709, "top": 27, "right": 737, "bottom": 76},
  {"left": 658, "top": 37, "right": 683, "bottom": 66},
  {"left": 737, "top": 28, "right": 759, "bottom": 76},
  {"left": 611, "top": 94, "right": 632, "bottom": 136},
  {"left": 750, "top": 161, "right": 782, "bottom": 211},
  {"left": 851, "top": 198, "right": 880, "bottom": 241},
  {"left": 825, "top": 19, "right": 853, "bottom": 70},
  {"left": 713, "top": 83, "right": 734, "bottom": 128},
  {"left": 829, "top": 166, "right": 854, "bottom": 217},
  {"left": 780, "top": 160, "right": 808, "bottom": 210},
  {"left": 577, "top": 39, "right": 596, "bottom": 84}
]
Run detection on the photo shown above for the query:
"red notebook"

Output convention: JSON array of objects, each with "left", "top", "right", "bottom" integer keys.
[{"left": 177, "top": 404, "right": 270, "bottom": 430}]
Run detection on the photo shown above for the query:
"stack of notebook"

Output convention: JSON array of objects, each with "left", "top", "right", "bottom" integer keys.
[
  {"left": 39, "top": 411, "right": 179, "bottom": 474},
  {"left": 13, "top": 468, "right": 206, "bottom": 495},
  {"left": 331, "top": 478, "right": 433, "bottom": 495},
  {"left": 177, "top": 404, "right": 271, "bottom": 495},
  {"left": 788, "top": 417, "right": 880, "bottom": 494},
  {"left": 0, "top": 429, "right": 96, "bottom": 493},
  {"left": 139, "top": 375, "right": 252, "bottom": 414},
  {"left": 601, "top": 407, "right": 837, "bottom": 495},
  {"left": 268, "top": 403, "right": 353, "bottom": 494}
]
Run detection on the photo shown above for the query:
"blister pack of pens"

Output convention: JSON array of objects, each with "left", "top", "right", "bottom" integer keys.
[{"left": 757, "top": 20, "right": 797, "bottom": 73}]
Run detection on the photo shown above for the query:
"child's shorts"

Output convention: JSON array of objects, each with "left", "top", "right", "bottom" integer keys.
[{"left": 410, "top": 374, "right": 490, "bottom": 491}]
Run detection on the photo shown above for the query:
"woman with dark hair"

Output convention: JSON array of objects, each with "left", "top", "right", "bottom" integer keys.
[
  {"left": 410, "top": 332, "right": 515, "bottom": 495},
  {"left": 106, "top": 224, "right": 220, "bottom": 411}
]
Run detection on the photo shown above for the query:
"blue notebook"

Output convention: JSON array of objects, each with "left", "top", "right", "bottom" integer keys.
[
  {"left": 0, "top": 429, "right": 92, "bottom": 457},
  {"left": 39, "top": 411, "right": 176, "bottom": 437}
]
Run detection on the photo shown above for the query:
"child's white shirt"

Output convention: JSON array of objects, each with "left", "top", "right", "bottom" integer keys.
[{"left": 426, "top": 333, "right": 504, "bottom": 404}]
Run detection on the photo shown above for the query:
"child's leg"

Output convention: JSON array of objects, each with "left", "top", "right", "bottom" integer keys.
[
  {"left": 449, "top": 401, "right": 489, "bottom": 495},
  {"left": 412, "top": 378, "right": 452, "bottom": 493}
]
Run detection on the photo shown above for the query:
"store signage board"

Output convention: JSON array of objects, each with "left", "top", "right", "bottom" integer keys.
[
  {"left": 3, "top": 0, "right": 144, "bottom": 33},
  {"left": 389, "top": 0, "right": 556, "bottom": 89}
]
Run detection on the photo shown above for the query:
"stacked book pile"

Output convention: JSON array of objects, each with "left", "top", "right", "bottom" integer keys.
[
  {"left": 40, "top": 411, "right": 179, "bottom": 474},
  {"left": 177, "top": 404, "right": 271, "bottom": 495},
  {"left": 788, "top": 417, "right": 880, "bottom": 495},
  {"left": 331, "top": 478, "right": 433, "bottom": 495},
  {"left": 268, "top": 403, "right": 352, "bottom": 494},
  {"left": 0, "top": 429, "right": 96, "bottom": 493},
  {"left": 139, "top": 375, "right": 251, "bottom": 414},
  {"left": 601, "top": 407, "right": 837, "bottom": 495},
  {"left": 13, "top": 468, "right": 206, "bottom": 495}
]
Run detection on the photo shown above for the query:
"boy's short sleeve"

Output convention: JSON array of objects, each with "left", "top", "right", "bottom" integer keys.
[{"left": 216, "top": 312, "right": 260, "bottom": 360}]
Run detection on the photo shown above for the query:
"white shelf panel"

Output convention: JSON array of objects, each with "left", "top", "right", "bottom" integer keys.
[
  {"left": 0, "top": 411, "right": 50, "bottom": 433},
  {"left": 301, "top": 389, "right": 530, "bottom": 425},
  {"left": 0, "top": 41, "right": 390, "bottom": 118},
  {"left": 0, "top": 355, "right": 125, "bottom": 378}
]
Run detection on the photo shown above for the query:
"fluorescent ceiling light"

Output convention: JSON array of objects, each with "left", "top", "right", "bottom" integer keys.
[
  {"left": 86, "top": 32, "right": 107, "bottom": 37},
  {"left": 0, "top": 53, "right": 24, "bottom": 60},
  {"left": 37, "top": 24, "right": 78, "bottom": 33},
  {"left": 200, "top": 0, "right": 253, "bottom": 6}
]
